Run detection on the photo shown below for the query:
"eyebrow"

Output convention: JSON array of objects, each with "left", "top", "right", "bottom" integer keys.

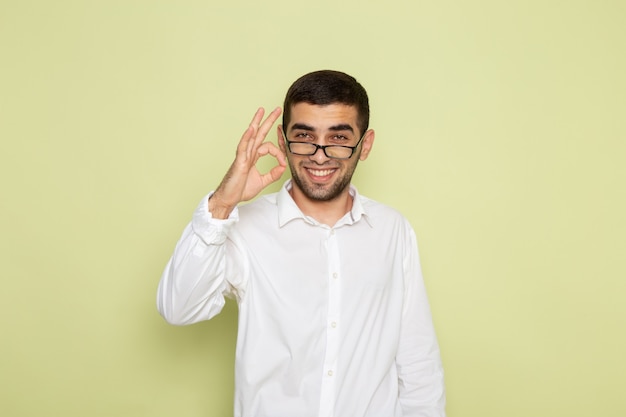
[
  {"left": 291, "top": 123, "right": 315, "bottom": 131},
  {"left": 329, "top": 124, "right": 355, "bottom": 133},
  {"left": 290, "top": 123, "right": 355, "bottom": 133}
]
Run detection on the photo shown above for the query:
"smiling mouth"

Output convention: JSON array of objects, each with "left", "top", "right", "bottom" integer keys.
[{"left": 307, "top": 168, "right": 336, "bottom": 177}]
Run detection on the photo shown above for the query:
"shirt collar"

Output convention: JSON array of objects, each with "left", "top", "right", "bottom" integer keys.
[{"left": 277, "top": 179, "right": 373, "bottom": 228}]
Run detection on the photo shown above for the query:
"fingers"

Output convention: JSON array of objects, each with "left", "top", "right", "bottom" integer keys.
[
  {"left": 256, "top": 141, "right": 286, "bottom": 166},
  {"left": 237, "top": 125, "right": 255, "bottom": 156},
  {"left": 265, "top": 164, "right": 287, "bottom": 185},
  {"left": 256, "top": 142, "right": 287, "bottom": 187},
  {"left": 241, "top": 107, "right": 282, "bottom": 159},
  {"left": 245, "top": 108, "right": 265, "bottom": 155},
  {"left": 256, "top": 107, "right": 282, "bottom": 144},
  {"left": 248, "top": 107, "right": 266, "bottom": 127}
]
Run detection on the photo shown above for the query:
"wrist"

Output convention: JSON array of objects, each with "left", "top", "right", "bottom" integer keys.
[{"left": 208, "top": 193, "right": 235, "bottom": 219}]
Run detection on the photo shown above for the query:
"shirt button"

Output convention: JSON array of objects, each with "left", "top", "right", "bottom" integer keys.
[{"left": 327, "top": 370, "right": 334, "bottom": 376}]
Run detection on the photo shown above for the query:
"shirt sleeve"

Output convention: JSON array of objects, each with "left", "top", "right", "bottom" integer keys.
[
  {"left": 156, "top": 193, "right": 243, "bottom": 325},
  {"left": 396, "top": 223, "right": 447, "bottom": 416}
]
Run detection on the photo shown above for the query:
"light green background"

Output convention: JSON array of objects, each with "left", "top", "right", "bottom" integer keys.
[{"left": 1, "top": 1, "right": 624, "bottom": 416}]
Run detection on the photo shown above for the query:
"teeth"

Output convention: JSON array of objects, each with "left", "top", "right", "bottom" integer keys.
[{"left": 308, "top": 169, "right": 334, "bottom": 177}]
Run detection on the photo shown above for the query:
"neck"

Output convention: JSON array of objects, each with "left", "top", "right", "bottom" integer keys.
[{"left": 289, "top": 184, "right": 353, "bottom": 227}]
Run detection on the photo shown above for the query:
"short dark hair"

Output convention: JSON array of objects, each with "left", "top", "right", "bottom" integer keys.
[{"left": 283, "top": 70, "right": 370, "bottom": 136}]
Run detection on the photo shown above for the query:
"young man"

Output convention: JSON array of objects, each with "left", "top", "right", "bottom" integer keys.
[{"left": 157, "top": 70, "right": 446, "bottom": 417}]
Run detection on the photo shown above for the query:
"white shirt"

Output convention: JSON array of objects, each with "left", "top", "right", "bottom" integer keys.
[{"left": 157, "top": 180, "right": 446, "bottom": 417}]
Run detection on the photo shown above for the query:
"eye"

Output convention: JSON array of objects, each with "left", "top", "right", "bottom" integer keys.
[
  {"left": 331, "top": 134, "right": 349, "bottom": 142},
  {"left": 294, "top": 132, "right": 313, "bottom": 140}
]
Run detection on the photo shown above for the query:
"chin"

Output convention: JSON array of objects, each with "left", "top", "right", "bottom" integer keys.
[{"left": 294, "top": 177, "right": 350, "bottom": 202}]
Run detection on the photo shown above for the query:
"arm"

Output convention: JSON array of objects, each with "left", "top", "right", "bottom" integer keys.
[
  {"left": 156, "top": 195, "right": 239, "bottom": 325},
  {"left": 397, "top": 225, "right": 446, "bottom": 416},
  {"left": 156, "top": 107, "right": 286, "bottom": 325}
]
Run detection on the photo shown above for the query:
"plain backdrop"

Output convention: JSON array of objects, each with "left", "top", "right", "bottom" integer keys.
[{"left": 1, "top": 1, "right": 624, "bottom": 416}]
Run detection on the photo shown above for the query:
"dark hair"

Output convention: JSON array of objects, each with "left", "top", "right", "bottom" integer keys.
[{"left": 283, "top": 70, "right": 370, "bottom": 136}]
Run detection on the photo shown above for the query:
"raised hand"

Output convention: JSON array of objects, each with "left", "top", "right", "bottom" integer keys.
[{"left": 209, "top": 107, "right": 287, "bottom": 219}]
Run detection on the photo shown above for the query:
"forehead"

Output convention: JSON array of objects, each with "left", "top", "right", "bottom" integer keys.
[{"left": 287, "top": 103, "right": 359, "bottom": 131}]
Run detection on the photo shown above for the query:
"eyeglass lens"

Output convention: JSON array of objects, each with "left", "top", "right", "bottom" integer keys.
[{"left": 289, "top": 142, "right": 353, "bottom": 159}]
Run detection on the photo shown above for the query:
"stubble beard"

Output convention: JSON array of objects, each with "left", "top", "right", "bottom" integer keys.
[{"left": 289, "top": 159, "right": 359, "bottom": 202}]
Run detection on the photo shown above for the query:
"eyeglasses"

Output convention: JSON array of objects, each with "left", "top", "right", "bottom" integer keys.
[{"left": 281, "top": 128, "right": 365, "bottom": 160}]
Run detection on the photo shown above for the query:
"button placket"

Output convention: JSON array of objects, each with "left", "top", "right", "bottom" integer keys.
[{"left": 318, "top": 227, "right": 341, "bottom": 417}]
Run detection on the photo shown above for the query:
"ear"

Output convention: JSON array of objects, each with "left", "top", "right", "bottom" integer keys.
[
  {"left": 277, "top": 125, "right": 287, "bottom": 154},
  {"left": 358, "top": 129, "right": 375, "bottom": 161}
]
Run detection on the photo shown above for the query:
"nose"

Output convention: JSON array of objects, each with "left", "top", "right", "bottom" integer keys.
[{"left": 309, "top": 145, "right": 330, "bottom": 163}]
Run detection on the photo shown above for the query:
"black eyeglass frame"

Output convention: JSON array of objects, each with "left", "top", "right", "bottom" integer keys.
[{"left": 281, "top": 127, "right": 366, "bottom": 160}]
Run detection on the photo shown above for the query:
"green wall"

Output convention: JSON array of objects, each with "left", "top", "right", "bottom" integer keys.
[{"left": 1, "top": 1, "right": 624, "bottom": 416}]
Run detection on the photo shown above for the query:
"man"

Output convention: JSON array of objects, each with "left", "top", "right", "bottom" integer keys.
[{"left": 157, "top": 70, "right": 446, "bottom": 417}]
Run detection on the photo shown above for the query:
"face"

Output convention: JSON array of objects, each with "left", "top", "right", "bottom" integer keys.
[{"left": 278, "top": 102, "right": 374, "bottom": 202}]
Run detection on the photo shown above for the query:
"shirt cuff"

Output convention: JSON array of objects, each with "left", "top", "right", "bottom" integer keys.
[{"left": 191, "top": 192, "right": 239, "bottom": 245}]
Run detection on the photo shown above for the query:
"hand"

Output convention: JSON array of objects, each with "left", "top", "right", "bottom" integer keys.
[{"left": 209, "top": 107, "right": 287, "bottom": 219}]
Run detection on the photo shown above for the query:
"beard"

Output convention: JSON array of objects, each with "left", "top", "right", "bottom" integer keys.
[{"left": 288, "top": 158, "right": 359, "bottom": 202}]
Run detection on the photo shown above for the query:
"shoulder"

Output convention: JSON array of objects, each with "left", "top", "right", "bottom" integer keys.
[
  {"left": 358, "top": 194, "right": 420, "bottom": 257},
  {"left": 359, "top": 194, "right": 412, "bottom": 228}
]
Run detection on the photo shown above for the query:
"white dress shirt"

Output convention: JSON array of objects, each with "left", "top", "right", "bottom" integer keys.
[{"left": 157, "top": 180, "right": 446, "bottom": 417}]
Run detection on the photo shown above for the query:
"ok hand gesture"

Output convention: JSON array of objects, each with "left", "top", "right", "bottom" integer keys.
[{"left": 209, "top": 107, "right": 287, "bottom": 219}]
